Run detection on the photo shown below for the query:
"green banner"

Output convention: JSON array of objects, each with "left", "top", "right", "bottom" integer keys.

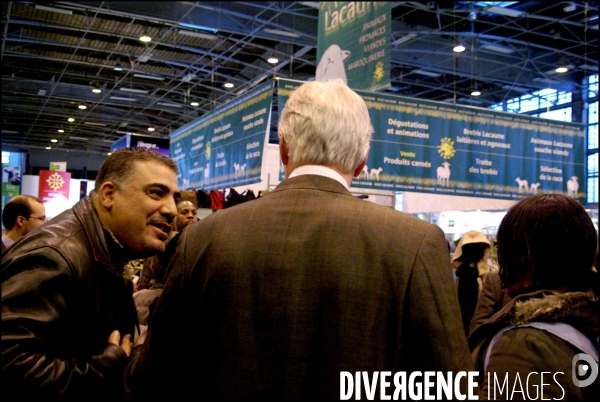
[
  {"left": 169, "top": 82, "right": 274, "bottom": 190},
  {"left": 2, "top": 164, "right": 21, "bottom": 198},
  {"left": 317, "top": 2, "right": 390, "bottom": 92},
  {"left": 278, "top": 79, "right": 586, "bottom": 202}
]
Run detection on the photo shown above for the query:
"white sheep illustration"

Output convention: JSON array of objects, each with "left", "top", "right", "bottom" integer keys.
[
  {"left": 567, "top": 176, "right": 579, "bottom": 197},
  {"left": 240, "top": 163, "right": 246, "bottom": 175},
  {"left": 361, "top": 165, "right": 370, "bottom": 180},
  {"left": 204, "top": 163, "right": 210, "bottom": 180},
  {"left": 530, "top": 182, "right": 541, "bottom": 193},
  {"left": 515, "top": 177, "right": 528, "bottom": 192},
  {"left": 234, "top": 162, "right": 240, "bottom": 178},
  {"left": 316, "top": 44, "right": 350, "bottom": 84},
  {"left": 370, "top": 167, "right": 383, "bottom": 181},
  {"left": 437, "top": 162, "right": 451, "bottom": 186}
]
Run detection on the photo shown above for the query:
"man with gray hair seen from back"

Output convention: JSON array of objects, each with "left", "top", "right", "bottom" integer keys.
[
  {"left": 1, "top": 148, "right": 180, "bottom": 398},
  {"left": 2, "top": 195, "right": 46, "bottom": 252},
  {"left": 126, "top": 79, "right": 473, "bottom": 400}
]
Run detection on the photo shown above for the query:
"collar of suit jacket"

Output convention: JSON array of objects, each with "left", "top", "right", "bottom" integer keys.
[{"left": 288, "top": 165, "right": 349, "bottom": 189}]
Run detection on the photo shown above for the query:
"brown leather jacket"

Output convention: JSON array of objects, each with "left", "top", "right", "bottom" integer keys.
[{"left": 1, "top": 197, "right": 138, "bottom": 398}]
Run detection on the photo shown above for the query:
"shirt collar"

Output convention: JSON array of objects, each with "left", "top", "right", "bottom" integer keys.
[{"left": 288, "top": 165, "right": 349, "bottom": 190}]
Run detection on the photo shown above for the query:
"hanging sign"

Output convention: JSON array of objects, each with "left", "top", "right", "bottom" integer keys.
[
  {"left": 169, "top": 81, "right": 274, "bottom": 190},
  {"left": 278, "top": 79, "right": 585, "bottom": 202},
  {"left": 38, "top": 170, "right": 71, "bottom": 203},
  {"left": 317, "top": 2, "right": 391, "bottom": 92}
]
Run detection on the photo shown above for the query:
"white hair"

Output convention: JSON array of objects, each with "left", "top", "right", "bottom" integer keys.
[{"left": 278, "top": 79, "right": 373, "bottom": 173}]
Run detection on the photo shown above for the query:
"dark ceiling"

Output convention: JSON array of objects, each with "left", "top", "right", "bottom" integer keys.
[{"left": 1, "top": 1, "right": 598, "bottom": 155}]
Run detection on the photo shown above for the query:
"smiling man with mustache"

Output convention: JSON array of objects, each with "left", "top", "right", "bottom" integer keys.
[{"left": 1, "top": 147, "right": 180, "bottom": 398}]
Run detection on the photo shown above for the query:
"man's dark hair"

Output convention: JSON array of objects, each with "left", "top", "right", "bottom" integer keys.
[
  {"left": 94, "top": 148, "right": 178, "bottom": 192},
  {"left": 2, "top": 195, "right": 43, "bottom": 230},
  {"left": 498, "top": 193, "right": 597, "bottom": 292}
]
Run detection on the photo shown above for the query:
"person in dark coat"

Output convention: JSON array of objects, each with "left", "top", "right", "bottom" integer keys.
[
  {"left": 125, "top": 79, "right": 473, "bottom": 400},
  {"left": 1, "top": 148, "right": 180, "bottom": 398},
  {"left": 469, "top": 193, "right": 598, "bottom": 400}
]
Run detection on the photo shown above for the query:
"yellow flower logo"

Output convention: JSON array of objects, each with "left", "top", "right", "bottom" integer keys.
[
  {"left": 205, "top": 141, "right": 211, "bottom": 159},
  {"left": 46, "top": 172, "right": 65, "bottom": 191},
  {"left": 373, "top": 61, "right": 385, "bottom": 82},
  {"left": 438, "top": 137, "right": 456, "bottom": 159}
]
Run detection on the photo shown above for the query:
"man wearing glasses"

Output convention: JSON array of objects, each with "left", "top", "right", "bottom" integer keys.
[{"left": 1, "top": 195, "right": 46, "bottom": 252}]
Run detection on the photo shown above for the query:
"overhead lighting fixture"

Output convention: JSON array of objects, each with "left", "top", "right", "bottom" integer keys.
[
  {"left": 147, "top": 127, "right": 155, "bottom": 132},
  {"left": 78, "top": 104, "right": 87, "bottom": 110},
  {"left": 471, "top": 89, "right": 482, "bottom": 96},
  {"left": 413, "top": 69, "right": 442, "bottom": 78},
  {"left": 555, "top": 65, "right": 568, "bottom": 73},
  {"left": 58, "top": 129, "right": 65, "bottom": 133},
  {"left": 453, "top": 43, "right": 466, "bottom": 53},
  {"left": 223, "top": 82, "right": 235, "bottom": 88},
  {"left": 137, "top": 54, "right": 152, "bottom": 63},
  {"left": 70, "top": 136, "right": 89, "bottom": 141},
  {"left": 92, "top": 83, "right": 102, "bottom": 93},
  {"left": 83, "top": 122, "right": 107, "bottom": 126},
  {"left": 267, "top": 55, "right": 279, "bottom": 64},
  {"left": 157, "top": 102, "right": 182, "bottom": 108},
  {"left": 37, "top": 89, "right": 46, "bottom": 96},
  {"left": 264, "top": 28, "right": 300, "bottom": 38},
  {"left": 392, "top": 33, "right": 417, "bottom": 46},
  {"left": 107, "top": 152, "right": 112, "bottom": 156},
  {"left": 119, "top": 87, "right": 149, "bottom": 94},
  {"left": 563, "top": 2, "right": 576, "bottom": 12},
  {"left": 182, "top": 73, "right": 196, "bottom": 83},
  {"left": 45, "top": 146, "right": 52, "bottom": 150},
  {"left": 178, "top": 30, "right": 217, "bottom": 41},
  {"left": 190, "top": 101, "right": 200, "bottom": 106},
  {"left": 485, "top": 6, "right": 525, "bottom": 18},
  {"left": 139, "top": 27, "right": 152, "bottom": 43},
  {"left": 110, "top": 96, "right": 137, "bottom": 101},
  {"left": 34, "top": 5, "right": 73, "bottom": 15},
  {"left": 68, "top": 117, "right": 75, "bottom": 122},
  {"left": 178, "top": 23, "right": 217, "bottom": 33},
  {"left": 133, "top": 73, "right": 165, "bottom": 81},
  {"left": 481, "top": 43, "right": 515, "bottom": 54},
  {"left": 114, "top": 57, "right": 123, "bottom": 72},
  {"left": 51, "top": 139, "right": 58, "bottom": 143}
]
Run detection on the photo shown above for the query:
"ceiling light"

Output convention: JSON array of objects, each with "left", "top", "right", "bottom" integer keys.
[
  {"left": 107, "top": 152, "right": 112, "bottom": 155},
  {"left": 45, "top": 146, "right": 52, "bottom": 149},
  {"left": 453, "top": 43, "right": 466, "bottom": 53},
  {"left": 471, "top": 90, "right": 482, "bottom": 96},
  {"left": 413, "top": 69, "right": 442, "bottom": 77},
  {"left": 392, "top": 33, "right": 417, "bottom": 46},
  {"left": 70, "top": 136, "right": 89, "bottom": 141},
  {"left": 92, "top": 83, "right": 102, "bottom": 93},
  {"left": 182, "top": 73, "right": 196, "bottom": 83},
  {"left": 34, "top": 5, "right": 72, "bottom": 15},
  {"left": 119, "top": 87, "right": 149, "bottom": 94},
  {"left": 267, "top": 56, "right": 279, "bottom": 64},
  {"left": 485, "top": 6, "right": 525, "bottom": 18},
  {"left": 133, "top": 73, "right": 165, "bottom": 81},
  {"left": 139, "top": 27, "right": 152, "bottom": 43},
  {"left": 110, "top": 96, "right": 137, "bottom": 101},
  {"left": 114, "top": 57, "right": 123, "bottom": 72},
  {"left": 178, "top": 30, "right": 217, "bottom": 40},
  {"left": 78, "top": 104, "right": 87, "bottom": 109},
  {"left": 51, "top": 139, "right": 58, "bottom": 143},
  {"left": 83, "top": 122, "right": 107, "bottom": 126},
  {"left": 555, "top": 65, "right": 568, "bottom": 73},
  {"left": 190, "top": 101, "right": 199, "bottom": 106},
  {"left": 157, "top": 102, "right": 182, "bottom": 108},
  {"left": 68, "top": 117, "right": 75, "bottom": 122},
  {"left": 481, "top": 43, "right": 515, "bottom": 54},
  {"left": 563, "top": 2, "right": 576, "bottom": 12},
  {"left": 37, "top": 89, "right": 46, "bottom": 96},
  {"left": 148, "top": 127, "right": 155, "bottom": 132},
  {"left": 58, "top": 129, "right": 65, "bottom": 133},
  {"left": 223, "top": 82, "right": 235, "bottom": 88},
  {"left": 264, "top": 28, "right": 300, "bottom": 38}
]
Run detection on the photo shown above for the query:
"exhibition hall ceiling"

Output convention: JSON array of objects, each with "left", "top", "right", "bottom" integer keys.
[{"left": 1, "top": 1, "right": 598, "bottom": 155}]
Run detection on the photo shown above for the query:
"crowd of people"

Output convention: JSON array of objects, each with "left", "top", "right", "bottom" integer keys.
[{"left": 2, "top": 79, "right": 598, "bottom": 400}]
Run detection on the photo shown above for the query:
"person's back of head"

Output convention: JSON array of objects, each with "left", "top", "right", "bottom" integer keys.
[
  {"left": 497, "top": 193, "right": 597, "bottom": 296},
  {"left": 278, "top": 78, "right": 374, "bottom": 174}
]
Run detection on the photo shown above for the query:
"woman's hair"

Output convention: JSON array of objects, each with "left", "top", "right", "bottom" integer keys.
[
  {"left": 278, "top": 78, "right": 374, "bottom": 173},
  {"left": 497, "top": 193, "right": 598, "bottom": 292}
]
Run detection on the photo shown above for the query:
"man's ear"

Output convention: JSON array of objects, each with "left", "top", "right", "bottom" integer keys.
[
  {"left": 15, "top": 215, "right": 27, "bottom": 229},
  {"left": 353, "top": 157, "right": 368, "bottom": 178},
  {"left": 279, "top": 134, "right": 289, "bottom": 166},
  {"left": 98, "top": 182, "right": 117, "bottom": 210}
]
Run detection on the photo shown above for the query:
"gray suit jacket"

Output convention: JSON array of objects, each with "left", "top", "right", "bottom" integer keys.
[{"left": 129, "top": 175, "right": 473, "bottom": 399}]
